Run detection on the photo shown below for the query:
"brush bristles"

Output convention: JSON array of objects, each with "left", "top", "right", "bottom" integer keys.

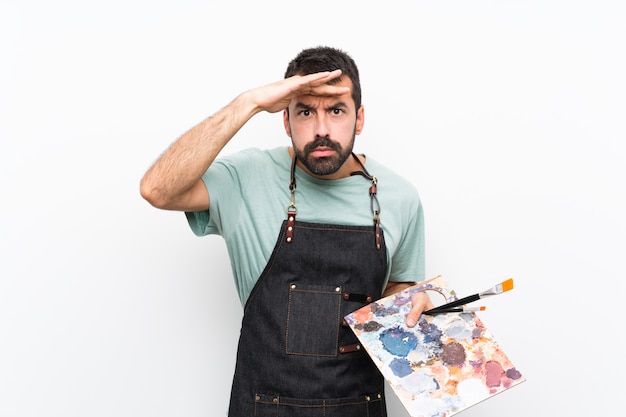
[{"left": 501, "top": 278, "right": 514, "bottom": 292}]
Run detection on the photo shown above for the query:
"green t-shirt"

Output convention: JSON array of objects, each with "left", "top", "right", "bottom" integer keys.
[{"left": 186, "top": 146, "right": 425, "bottom": 305}]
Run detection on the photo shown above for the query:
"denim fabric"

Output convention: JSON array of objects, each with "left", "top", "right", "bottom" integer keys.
[
  {"left": 228, "top": 220, "right": 388, "bottom": 417},
  {"left": 253, "top": 392, "right": 385, "bottom": 417}
]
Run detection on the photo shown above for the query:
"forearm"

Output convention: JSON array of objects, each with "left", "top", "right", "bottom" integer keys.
[
  {"left": 382, "top": 281, "right": 416, "bottom": 298},
  {"left": 140, "top": 92, "right": 260, "bottom": 209},
  {"left": 140, "top": 70, "right": 349, "bottom": 210}
]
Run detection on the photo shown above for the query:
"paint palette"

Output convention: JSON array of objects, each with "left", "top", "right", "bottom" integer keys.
[{"left": 344, "top": 275, "right": 525, "bottom": 417}]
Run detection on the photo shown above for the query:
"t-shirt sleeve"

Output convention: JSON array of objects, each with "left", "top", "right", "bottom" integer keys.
[
  {"left": 388, "top": 194, "right": 426, "bottom": 284},
  {"left": 184, "top": 151, "right": 253, "bottom": 237},
  {"left": 185, "top": 203, "right": 212, "bottom": 236}
]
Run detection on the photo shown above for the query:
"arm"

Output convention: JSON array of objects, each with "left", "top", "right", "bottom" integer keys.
[
  {"left": 139, "top": 70, "right": 349, "bottom": 211},
  {"left": 383, "top": 281, "right": 435, "bottom": 328}
]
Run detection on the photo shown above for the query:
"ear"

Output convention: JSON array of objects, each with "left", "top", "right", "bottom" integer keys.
[
  {"left": 283, "top": 109, "right": 291, "bottom": 137},
  {"left": 355, "top": 105, "right": 365, "bottom": 135}
]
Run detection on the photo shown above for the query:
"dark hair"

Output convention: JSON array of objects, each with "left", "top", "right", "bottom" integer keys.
[{"left": 284, "top": 46, "right": 362, "bottom": 110}]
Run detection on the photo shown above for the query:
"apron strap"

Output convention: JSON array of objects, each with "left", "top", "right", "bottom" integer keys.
[
  {"left": 350, "top": 154, "right": 382, "bottom": 250},
  {"left": 287, "top": 151, "right": 382, "bottom": 249},
  {"left": 285, "top": 154, "right": 298, "bottom": 243}
]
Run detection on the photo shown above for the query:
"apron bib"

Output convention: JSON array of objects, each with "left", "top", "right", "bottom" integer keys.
[{"left": 228, "top": 153, "right": 388, "bottom": 417}]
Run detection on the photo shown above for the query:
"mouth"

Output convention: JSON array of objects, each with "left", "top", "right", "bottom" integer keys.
[{"left": 309, "top": 147, "right": 336, "bottom": 158}]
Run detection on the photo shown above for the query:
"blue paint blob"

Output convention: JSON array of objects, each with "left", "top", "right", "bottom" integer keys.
[
  {"left": 418, "top": 321, "right": 443, "bottom": 344},
  {"left": 380, "top": 326, "right": 418, "bottom": 357},
  {"left": 372, "top": 303, "right": 400, "bottom": 317},
  {"left": 389, "top": 357, "right": 413, "bottom": 378}
]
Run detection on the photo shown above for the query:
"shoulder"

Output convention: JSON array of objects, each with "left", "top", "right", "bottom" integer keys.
[
  {"left": 210, "top": 146, "right": 291, "bottom": 179},
  {"left": 364, "top": 156, "right": 421, "bottom": 199},
  {"left": 217, "top": 146, "right": 289, "bottom": 166}
]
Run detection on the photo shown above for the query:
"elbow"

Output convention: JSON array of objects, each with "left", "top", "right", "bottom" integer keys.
[
  {"left": 140, "top": 176, "right": 207, "bottom": 212},
  {"left": 140, "top": 178, "right": 169, "bottom": 209}
]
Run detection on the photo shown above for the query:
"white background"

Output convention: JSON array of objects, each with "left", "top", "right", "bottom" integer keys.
[{"left": 1, "top": 1, "right": 624, "bottom": 416}]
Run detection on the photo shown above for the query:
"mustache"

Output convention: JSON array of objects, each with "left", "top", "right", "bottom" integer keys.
[{"left": 304, "top": 136, "right": 342, "bottom": 154}]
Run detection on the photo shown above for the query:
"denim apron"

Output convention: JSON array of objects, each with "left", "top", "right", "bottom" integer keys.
[{"left": 228, "top": 153, "right": 388, "bottom": 417}]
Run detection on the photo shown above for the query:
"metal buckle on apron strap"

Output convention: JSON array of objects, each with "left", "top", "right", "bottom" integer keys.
[
  {"left": 350, "top": 156, "right": 382, "bottom": 250},
  {"left": 286, "top": 154, "right": 298, "bottom": 243}
]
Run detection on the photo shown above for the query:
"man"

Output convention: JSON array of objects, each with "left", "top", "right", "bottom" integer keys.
[{"left": 140, "top": 46, "right": 433, "bottom": 416}]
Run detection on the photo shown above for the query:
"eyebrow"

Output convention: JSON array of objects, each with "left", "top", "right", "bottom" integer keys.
[{"left": 293, "top": 101, "right": 349, "bottom": 111}]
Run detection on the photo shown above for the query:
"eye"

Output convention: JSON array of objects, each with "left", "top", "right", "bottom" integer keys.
[
  {"left": 331, "top": 107, "right": 344, "bottom": 115},
  {"left": 298, "top": 109, "right": 311, "bottom": 117}
]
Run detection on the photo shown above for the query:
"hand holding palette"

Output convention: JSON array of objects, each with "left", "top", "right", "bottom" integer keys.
[{"left": 344, "top": 275, "right": 525, "bottom": 417}]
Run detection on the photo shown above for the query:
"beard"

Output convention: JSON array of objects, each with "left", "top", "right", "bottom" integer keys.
[{"left": 294, "top": 132, "right": 356, "bottom": 176}]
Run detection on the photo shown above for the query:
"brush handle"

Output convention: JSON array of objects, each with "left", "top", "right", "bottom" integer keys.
[
  {"left": 424, "top": 293, "right": 480, "bottom": 314},
  {"left": 424, "top": 307, "right": 484, "bottom": 315}
]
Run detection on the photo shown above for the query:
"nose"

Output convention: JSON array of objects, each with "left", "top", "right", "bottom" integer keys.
[{"left": 314, "top": 113, "right": 330, "bottom": 138}]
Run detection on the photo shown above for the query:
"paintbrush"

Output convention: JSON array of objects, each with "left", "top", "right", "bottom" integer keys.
[
  {"left": 424, "top": 278, "right": 514, "bottom": 314},
  {"left": 424, "top": 306, "right": 486, "bottom": 315}
]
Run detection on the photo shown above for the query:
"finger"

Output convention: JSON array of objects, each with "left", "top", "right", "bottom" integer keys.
[
  {"left": 308, "top": 84, "right": 351, "bottom": 97},
  {"left": 406, "top": 309, "right": 420, "bottom": 328},
  {"left": 406, "top": 293, "right": 435, "bottom": 328},
  {"left": 301, "top": 69, "right": 343, "bottom": 85},
  {"left": 296, "top": 70, "right": 348, "bottom": 96}
]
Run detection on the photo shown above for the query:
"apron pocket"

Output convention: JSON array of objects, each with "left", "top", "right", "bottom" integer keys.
[
  {"left": 286, "top": 283, "right": 342, "bottom": 356},
  {"left": 254, "top": 392, "right": 385, "bottom": 417}
]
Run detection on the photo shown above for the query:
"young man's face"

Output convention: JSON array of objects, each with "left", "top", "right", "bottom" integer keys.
[{"left": 283, "top": 77, "right": 364, "bottom": 179}]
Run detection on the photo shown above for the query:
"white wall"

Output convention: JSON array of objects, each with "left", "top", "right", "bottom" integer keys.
[{"left": 1, "top": 1, "right": 624, "bottom": 416}]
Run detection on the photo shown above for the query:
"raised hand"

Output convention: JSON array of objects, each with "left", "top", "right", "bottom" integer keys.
[{"left": 249, "top": 70, "right": 350, "bottom": 114}]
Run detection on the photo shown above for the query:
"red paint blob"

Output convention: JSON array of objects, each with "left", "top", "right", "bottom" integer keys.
[{"left": 485, "top": 360, "right": 504, "bottom": 387}]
